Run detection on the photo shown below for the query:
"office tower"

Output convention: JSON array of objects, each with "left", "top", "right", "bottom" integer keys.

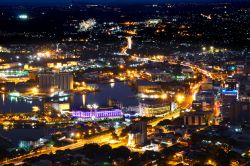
[{"left": 38, "top": 72, "right": 73, "bottom": 91}]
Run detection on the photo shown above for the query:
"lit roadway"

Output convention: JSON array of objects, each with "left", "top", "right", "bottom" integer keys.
[
  {"left": 148, "top": 80, "right": 204, "bottom": 127},
  {"left": 180, "top": 62, "right": 227, "bottom": 81},
  {"left": 0, "top": 132, "right": 113, "bottom": 166},
  {"left": 168, "top": 59, "right": 227, "bottom": 81},
  {"left": 0, "top": 108, "right": 183, "bottom": 166},
  {"left": 182, "top": 78, "right": 206, "bottom": 109},
  {"left": 148, "top": 110, "right": 181, "bottom": 127}
]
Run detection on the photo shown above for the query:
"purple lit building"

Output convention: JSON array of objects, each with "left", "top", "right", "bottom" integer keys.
[{"left": 72, "top": 108, "right": 123, "bottom": 121}]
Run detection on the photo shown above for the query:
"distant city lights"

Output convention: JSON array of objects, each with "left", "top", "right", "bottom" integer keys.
[
  {"left": 18, "top": 14, "right": 28, "bottom": 20},
  {"left": 78, "top": 18, "right": 96, "bottom": 32}
]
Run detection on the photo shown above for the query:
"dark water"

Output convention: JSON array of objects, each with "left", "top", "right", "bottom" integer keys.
[
  {"left": 0, "top": 82, "right": 138, "bottom": 113},
  {"left": 72, "top": 82, "right": 138, "bottom": 109},
  {"left": 0, "top": 82, "right": 138, "bottom": 145}
]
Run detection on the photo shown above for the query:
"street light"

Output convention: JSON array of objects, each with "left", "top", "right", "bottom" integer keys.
[
  {"left": 176, "top": 94, "right": 185, "bottom": 103},
  {"left": 87, "top": 104, "right": 99, "bottom": 121},
  {"left": 161, "top": 94, "right": 167, "bottom": 99},
  {"left": 92, "top": 104, "right": 99, "bottom": 110},
  {"left": 76, "top": 133, "right": 81, "bottom": 139},
  {"left": 50, "top": 88, "right": 55, "bottom": 93},
  {"left": 210, "top": 46, "right": 214, "bottom": 52},
  {"left": 87, "top": 103, "right": 99, "bottom": 110},
  {"left": 32, "top": 87, "right": 39, "bottom": 94}
]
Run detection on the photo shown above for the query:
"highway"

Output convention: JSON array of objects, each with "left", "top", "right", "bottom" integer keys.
[
  {"left": 0, "top": 132, "right": 113, "bottom": 166},
  {"left": 149, "top": 110, "right": 181, "bottom": 127},
  {"left": 0, "top": 107, "right": 182, "bottom": 166}
]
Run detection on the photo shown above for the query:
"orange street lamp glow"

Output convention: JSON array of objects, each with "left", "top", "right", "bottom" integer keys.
[
  {"left": 176, "top": 94, "right": 185, "bottom": 103},
  {"left": 119, "top": 64, "right": 125, "bottom": 69},
  {"left": 32, "top": 87, "right": 39, "bottom": 94},
  {"left": 161, "top": 94, "right": 167, "bottom": 99}
]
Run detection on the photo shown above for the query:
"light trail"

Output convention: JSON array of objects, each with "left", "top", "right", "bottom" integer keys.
[{"left": 121, "top": 36, "right": 132, "bottom": 55}]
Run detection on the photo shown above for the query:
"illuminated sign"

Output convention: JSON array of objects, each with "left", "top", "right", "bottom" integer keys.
[
  {"left": 222, "top": 89, "right": 238, "bottom": 99},
  {"left": 222, "top": 89, "right": 238, "bottom": 94}
]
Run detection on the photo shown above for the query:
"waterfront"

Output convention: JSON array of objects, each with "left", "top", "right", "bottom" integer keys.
[
  {"left": 0, "top": 82, "right": 138, "bottom": 114},
  {"left": 0, "top": 82, "right": 138, "bottom": 145}
]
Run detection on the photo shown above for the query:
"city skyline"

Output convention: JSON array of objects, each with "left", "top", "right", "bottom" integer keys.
[{"left": 0, "top": 1, "right": 249, "bottom": 165}]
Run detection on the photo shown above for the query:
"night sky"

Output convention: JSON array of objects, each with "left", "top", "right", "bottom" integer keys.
[{"left": 0, "top": 0, "right": 241, "bottom": 5}]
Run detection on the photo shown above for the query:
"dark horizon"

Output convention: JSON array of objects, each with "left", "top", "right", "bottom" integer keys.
[{"left": 0, "top": 0, "right": 247, "bottom": 5}]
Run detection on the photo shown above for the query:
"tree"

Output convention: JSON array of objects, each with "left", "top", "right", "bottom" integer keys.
[
  {"left": 157, "top": 119, "right": 172, "bottom": 126},
  {"left": 120, "top": 126, "right": 130, "bottom": 137},
  {"left": 141, "top": 150, "right": 160, "bottom": 162},
  {"left": 82, "top": 143, "right": 100, "bottom": 159},
  {"left": 112, "top": 146, "right": 131, "bottom": 160},
  {"left": 127, "top": 158, "right": 142, "bottom": 166},
  {"left": 227, "top": 151, "right": 242, "bottom": 161},
  {"left": 0, "top": 147, "right": 9, "bottom": 160},
  {"left": 98, "top": 144, "right": 112, "bottom": 160}
]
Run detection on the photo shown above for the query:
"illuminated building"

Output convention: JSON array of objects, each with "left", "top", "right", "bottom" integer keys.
[
  {"left": 136, "top": 80, "right": 161, "bottom": 93},
  {"left": 78, "top": 18, "right": 96, "bottom": 32},
  {"left": 19, "top": 138, "right": 47, "bottom": 151},
  {"left": 38, "top": 72, "right": 73, "bottom": 91},
  {"left": 142, "top": 143, "right": 159, "bottom": 152},
  {"left": 128, "top": 121, "right": 147, "bottom": 147},
  {"left": 220, "top": 78, "right": 239, "bottom": 119},
  {"left": 222, "top": 89, "right": 238, "bottom": 100},
  {"left": 192, "top": 101, "right": 203, "bottom": 110},
  {"left": 139, "top": 100, "right": 172, "bottom": 117},
  {"left": 172, "top": 75, "right": 188, "bottom": 81},
  {"left": 184, "top": 111, "right": 213, "bottom": 126},
  {"left": 200, "top": 79, "right": 213, "bottom": 91},
  {"left": 145, "top": 19, "right": 162, "bottom": 27},
  {"left": 0, "top": 46, "right": 10, "bottom": 53},
  {"left": 0, "top": 70, "right": 29, "bottom": 78},
  {"left": 194, "top": 91, "right": 216, "bottom": 112},
  {"left": 221, "top": 89, "right": 238, "bottom": 118},
  {"left": 71, "top": 108, "right": 123, "bottom": 121},
  {"left": 145, "top": 69, "right": 171, "bottom": 82},
  {"left": 224, "top": 77, "right": 239, "bottom": 90},
  {"left": 47, "top": 61, "right": 78, "bottom": 69},
  {"left": 28, "top": 71, "right": 38, "bottom": 81},
  {"left": 8, "top": 91, "right": 21, "bottom": 98},
  {"left": 0, "top": 70, "right": 30, "bottom": 83},
  {"left": 229, "top": 101, "right": 250, "bottom": 124},
  {"left": 128, "top": 133, "right": 144, "bottom": 147},
  {"left": 44, "top": 102, "right": 70, "bottom": 114}
]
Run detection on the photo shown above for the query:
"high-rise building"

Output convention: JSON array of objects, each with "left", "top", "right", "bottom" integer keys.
[
  {"left": 229, "top": 101, "right": 250, "bottom": 124},
  {"left": 38, "top": 72, "right": 73, "bottom": 91},
  {"left": 224, "top": 77, "right": 239, "bottom": 90},
  {"left": 183, "top": 111, "right": 213, "bottom": 126},
  {"left": 192, "top": 90, "right": 216, "bottom": 112},
  {"left": 128, "top": 120, "right": 147, "bottom": 147},
  {"left": 221, "top": 77, "right": 239, "bottom": 118}
]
